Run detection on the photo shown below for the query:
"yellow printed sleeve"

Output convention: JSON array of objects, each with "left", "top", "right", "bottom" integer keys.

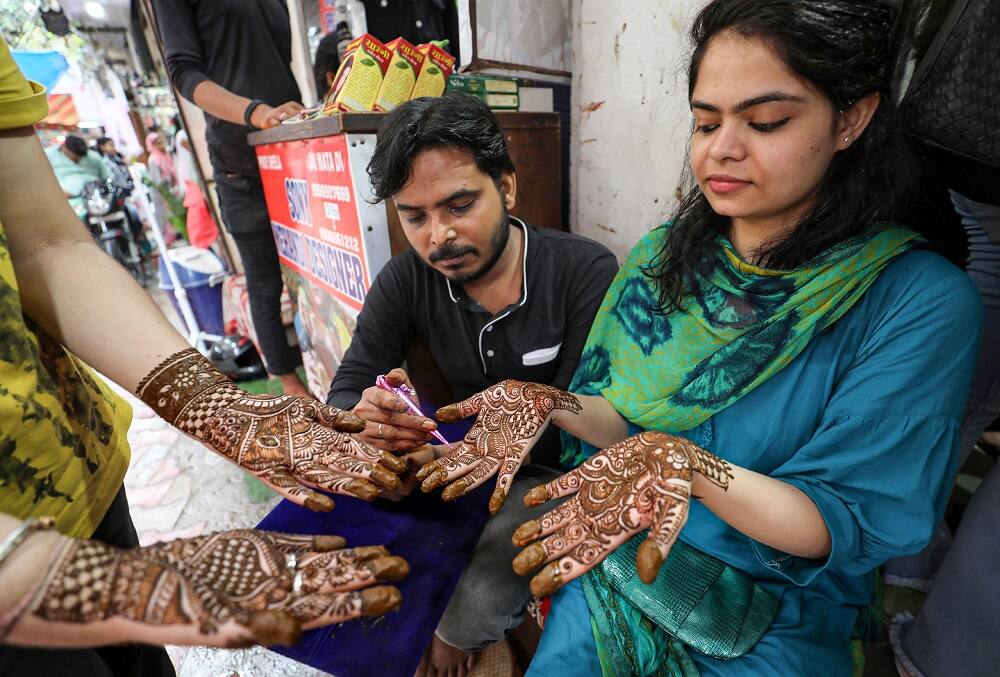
[{"left": 0, "top": 37, "right": 49, "bottom": 130}]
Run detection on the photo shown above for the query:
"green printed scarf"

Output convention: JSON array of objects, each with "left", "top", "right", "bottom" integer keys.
[
  {"left": 563, "top": 223, "right": 923, "bottom": 468},
  {"left": 561, "top": 223, "right": 922, "bottom": 676}
]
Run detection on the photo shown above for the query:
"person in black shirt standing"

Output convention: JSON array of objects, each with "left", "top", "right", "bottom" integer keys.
[
  {"left": 151, "top": 0, "right": 310, "bottom": 397},
  {"left": 327, "top": 93, "right": 618, "bottom": 677}
]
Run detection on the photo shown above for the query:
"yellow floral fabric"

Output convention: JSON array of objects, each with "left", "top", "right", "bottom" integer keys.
[{"left": 0, "top": 38, "right": 131, "bottom": 537}]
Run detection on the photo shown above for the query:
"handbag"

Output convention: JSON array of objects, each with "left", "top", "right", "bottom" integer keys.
[{"left": 895, "top": 0, "right": 1000, "bottom": 204}]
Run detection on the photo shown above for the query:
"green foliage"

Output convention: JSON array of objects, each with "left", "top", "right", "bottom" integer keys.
[{"left": 142, "top": 175, "right": 189, "bottom": 240}]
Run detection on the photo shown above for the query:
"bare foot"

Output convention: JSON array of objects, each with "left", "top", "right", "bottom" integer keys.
[
  {"left": 415, "top": 634, "right": 476, "bottom": 677},
  {"left": 277, "top": 372, "right": 312, "bottom": 399}
]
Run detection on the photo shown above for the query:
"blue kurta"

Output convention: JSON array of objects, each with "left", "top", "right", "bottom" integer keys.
[{"left": 529, "top": 249, "right": 982, "bottom": 676}]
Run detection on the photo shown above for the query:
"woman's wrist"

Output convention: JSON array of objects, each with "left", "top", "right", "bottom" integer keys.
[{"left": 0, "top": 529, "right": 71, "bottom": 643}]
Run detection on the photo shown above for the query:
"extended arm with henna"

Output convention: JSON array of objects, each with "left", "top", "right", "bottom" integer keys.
[
  {"left": 0, "top": 513, "right": 406, "bottom": 648},
  {"left": 513, "top": 431, "right": 831, "bottom": 596},
  {"left": 548, "top": 396, "right": 829, "bottom": 558}
]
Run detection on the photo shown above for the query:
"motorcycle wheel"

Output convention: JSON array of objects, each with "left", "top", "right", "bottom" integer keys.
[
  {"left": 101, "top": 237, "right": 125, "bottom": 265},
  {"left": 128, "top": 258, "right": 147, "bottom": 288}
]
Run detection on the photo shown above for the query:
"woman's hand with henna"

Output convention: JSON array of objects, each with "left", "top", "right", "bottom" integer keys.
[
  {"left": 137, "top": 349, "right": 406, "bottom": 511},
  {"left": 510, "top": 431, "right": 733, "bottom": 597},
  {"left": 7, "top": 529, "right": 406, "bottom": 648},
  {"left": 416, "top": 380, "right": 582, "bottom": 514}
]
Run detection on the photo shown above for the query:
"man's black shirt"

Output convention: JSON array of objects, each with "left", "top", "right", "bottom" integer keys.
[
  {"left": 327, "top": 219, "right": 619, "bottom": 467},
  {"left": 151, "top": 0, "right": 301, "bottom": 177}
]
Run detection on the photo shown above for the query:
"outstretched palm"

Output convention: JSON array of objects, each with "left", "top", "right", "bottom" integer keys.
[
  {"left": 511, "top": 431, "right": 733, "bottom": 596},
  {"left": 417, "top": 380, "right": 581, "bottom": 513},
  {"left": 29, "top": 529, "right": 407, "bottom": 648}
]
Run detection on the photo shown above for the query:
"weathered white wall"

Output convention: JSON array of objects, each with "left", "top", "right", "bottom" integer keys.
[{"left": 570, "top": 0, "right": 704, "bottom": 260}]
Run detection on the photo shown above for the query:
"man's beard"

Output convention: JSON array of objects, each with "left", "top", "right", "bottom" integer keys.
[{"left": 429, "top": 201, "right": 511, "bottom": 285}]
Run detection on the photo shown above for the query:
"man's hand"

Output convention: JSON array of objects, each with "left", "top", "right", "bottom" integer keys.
[
  {"left": 11, "top": 529, "right": 405, "bottom": 648},
  {"left": 250, "top": 101, "right": 304, "bottom": 129},
  {"left": 510, "top": 432, "right": 733, "bottom": 597},
  {"left": 353, "top": 368, "right": 438, "bottom": 453},
  {"left": 417, "top": 381, "right": 582, "bottom": 514},
  {"left": 137, "top": 348, "right": 406, "bottom": 511}
]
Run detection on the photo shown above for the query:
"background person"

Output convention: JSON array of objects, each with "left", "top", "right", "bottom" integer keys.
[{"left": 151, "top": 0, "right": 310, "bottom": 397}]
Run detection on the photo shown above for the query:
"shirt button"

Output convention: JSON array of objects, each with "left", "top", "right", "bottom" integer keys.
[
  {"left": 380, "top": 0, "right": 388, "bottom": 6},
  {"left": 486, "top": 326, "right": 493, "bottom": 333},
  {"left": 486, "top": 349, "right": 495, "bottom": 358},
  {"left": 415, "top": 19, "right": 423, "bottom": 28}
]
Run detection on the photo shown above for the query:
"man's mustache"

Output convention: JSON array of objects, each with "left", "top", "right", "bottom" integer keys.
[{"left": 429, "top": 244, "right": 478, "bottom": 263}]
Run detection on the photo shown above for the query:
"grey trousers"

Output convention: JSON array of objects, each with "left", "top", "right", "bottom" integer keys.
[
  {"left": 435, "top": 464, "right": 565, "bottom": 651},
  {"left": 893, "top": 192, "right": 1000, "bottom": 676}
]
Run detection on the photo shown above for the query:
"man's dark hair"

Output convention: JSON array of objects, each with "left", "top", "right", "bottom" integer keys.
[
  {"left": 367, "top": 92, "right": 515, "bottom": 202},
  {"left": 63, "top": 135, "right": 88, "bottom": 158}
]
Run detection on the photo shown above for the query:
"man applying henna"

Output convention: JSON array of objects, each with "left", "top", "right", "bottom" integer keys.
[{"left": 325, "top": 93, "right": 618, "bottom": 676}]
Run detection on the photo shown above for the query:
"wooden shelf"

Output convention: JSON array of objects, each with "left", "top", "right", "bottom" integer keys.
[{"left": 247, "top": 110, "right": 559, "bottom": 146}]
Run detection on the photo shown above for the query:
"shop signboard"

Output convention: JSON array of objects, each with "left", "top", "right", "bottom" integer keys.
[{"left": 256, "top": 133, "right": 387, "bottom": 399}]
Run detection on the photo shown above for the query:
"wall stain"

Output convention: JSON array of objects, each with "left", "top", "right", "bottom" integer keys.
[{"left": 581, "top": 100, "right": 605, "bottom": 113}]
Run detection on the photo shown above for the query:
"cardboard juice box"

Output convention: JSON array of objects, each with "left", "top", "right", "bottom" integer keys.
[
  {"left": 322, "top": 34, "right": 392, "bottom": 113},
  {"left": 409, "top": 43, "right": 456, "bottom": 99},
  {"left": 374, "top": 38, "right": 425, "bottom": 112}
]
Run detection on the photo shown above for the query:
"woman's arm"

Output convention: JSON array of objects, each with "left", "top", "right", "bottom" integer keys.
[
  {"left": 551, "top": 393, "right": 630, "bottom": 449},
  {"left": 0, "top": 127, "right": 188, "bottom": 391},
  {"left": 695, "top": 465, "right": 831, "bottom": 559},
  {"left": 553, "top": 397, "right": 829, "bottom": 558},
  {"left": 0, "top": 127, "right": 405, "bottom": 509}
]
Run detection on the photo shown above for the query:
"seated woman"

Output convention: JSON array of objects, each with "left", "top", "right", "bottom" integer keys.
[{"left": 416, "top": 0, "right": 982, "bottom": 674}]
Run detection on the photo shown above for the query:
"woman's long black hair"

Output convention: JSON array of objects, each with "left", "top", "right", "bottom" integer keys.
[{"left": 648, "top": 0, "right": 920, "bottom": 313}]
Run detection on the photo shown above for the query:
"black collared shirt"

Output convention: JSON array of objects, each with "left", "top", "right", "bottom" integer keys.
[
  {"left": 327, "top": 219, "right": 619, "bottom": 467},
  {"left": 151, "top": 0, "right": 301, "bottom": 177}
]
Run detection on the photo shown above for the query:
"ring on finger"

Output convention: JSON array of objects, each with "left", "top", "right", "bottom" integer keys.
[
  {"left": 292, "top": 570, "right": 304, "bottom": 598},
  {"left": 378, "top": 422, "right": 384, "bottom": 438},
  {"left": 285, "top": 552, "right": 298, "bottom": 573}
]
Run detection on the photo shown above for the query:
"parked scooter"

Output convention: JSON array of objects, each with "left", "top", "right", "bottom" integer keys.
[{"left": 81, "top": 179, "right": 148, "bottom": 286}]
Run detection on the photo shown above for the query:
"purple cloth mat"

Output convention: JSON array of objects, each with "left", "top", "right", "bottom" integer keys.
[{"left": 256, "top": 418, "right": 492, "bottom": 677}]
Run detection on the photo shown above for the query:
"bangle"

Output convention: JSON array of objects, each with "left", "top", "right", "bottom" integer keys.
[
  {"left": 244, "top": 99, "right": 266, "bottom": 129},
  {"left": 0, "top": 517, "right": 55, "bottom": 572}
]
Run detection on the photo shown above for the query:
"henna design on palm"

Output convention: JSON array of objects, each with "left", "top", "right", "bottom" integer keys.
[
  {"left": 137, "top": 349, "right": 406, "bottom": 511},
  {"left": 29, "top": 529, "right": 407, "bottom": 648},
  {"left": 416, "top": 381, "right": 582, "bottom": 513},
  {"left": 511, "top": 431, "right": 733, "bottom": 597}
]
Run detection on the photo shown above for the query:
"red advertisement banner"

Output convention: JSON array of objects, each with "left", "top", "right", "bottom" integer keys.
[{"left": 256, "top": 134, "right": 371, "bottom": 314}]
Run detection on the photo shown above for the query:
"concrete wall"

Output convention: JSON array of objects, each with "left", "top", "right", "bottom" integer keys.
[{"left": 570, "top": 0, "right": 704, "bottom": 260}]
